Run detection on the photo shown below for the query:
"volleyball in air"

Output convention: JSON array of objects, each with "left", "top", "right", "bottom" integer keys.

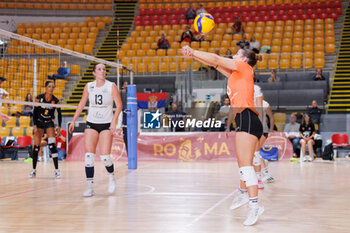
[{"left": 194, "top": 13, "right": 215, "bottom": 34}]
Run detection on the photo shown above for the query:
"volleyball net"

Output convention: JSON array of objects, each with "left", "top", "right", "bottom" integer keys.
[{"left": 0, "top": 28, "right": 126, "bottom": 108}]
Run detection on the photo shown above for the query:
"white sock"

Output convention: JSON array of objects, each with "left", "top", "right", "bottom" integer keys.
[
  {"left": 256, "top": 172, "right": 261, "bottom": 180},
  {"left": 87, "top": 179, "right": 94, "bottom": 189},
  {"left": 109, "top": 173, "right": 115, "bottom": 180},
  {"left": 262, "top": 167, "right": 268, "bottom": 175},
  {"left": 249, "top": 197, "right": 258, "bottom": 207}
]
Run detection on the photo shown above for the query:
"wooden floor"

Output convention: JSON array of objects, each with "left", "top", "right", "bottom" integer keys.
[{"left": 1, "top": 160, "right": 350, "bottom": 233}]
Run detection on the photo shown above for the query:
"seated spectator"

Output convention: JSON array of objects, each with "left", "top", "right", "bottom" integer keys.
[
  {"left": 268, "top": 70, "right": 280, "bottom": 83},
  {"left": 157, "top": 33, "right": 170, "bottom": 54},
  {"left": 307, "top": 100, "right": 322, "bottom": 125},
  {"left": 232, "top": 17, "right": 244, "bottom": 34},
  {"left": 196, "top": 4, "right": 207, "bottom": 15},
  {"left": 181, "top": 25, "right": 195, "bottom": 43},
  {"left": 299, "top": 113, "right": 316, "bottom": 162},
  {"left": 186, "top": 4, "right": 197, "bottom": 20},
  {"left": 284, "top": 114, "right": 301, "bottom": 157},
  {"left": 218, "top": 97, "right": 230, "bottom": 131},
  {"left": 48, "top": 61, "right": 70, "bottom": 81},
  {"left": 312, "top": 68, "right": 326, "bottom": 81},
  {"left": 55, "top": 126, "right": 67, "bottom": 160},
  {"left": 22, "top": 93, "right": 34, "bottom": 116},
  {"left": 0, "top": 77, "right": 8, "bottom": 106},
  {"left": 225, "top": 49, "right": 233, "bottom": 59},
  {"left": 250, "top": 35, "right": 260, "bottom": 53},
  {"left": 236, "top": 35, "right": 250, "bottom": 49}
]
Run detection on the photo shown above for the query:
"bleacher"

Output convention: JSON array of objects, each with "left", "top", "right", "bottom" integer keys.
[
  {"left": 0, "top": 0, "right": 113, "bottom": 11},
  {"left": 11, "top": 16, "right": 111, "bottom": 55},
  {"left": 118, "top": 0, "right": 341, "bottom": 73}
]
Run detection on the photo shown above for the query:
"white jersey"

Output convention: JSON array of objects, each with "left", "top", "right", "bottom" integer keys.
[
  {"left": 253, "top": 85, "right": 263, "bottom": 103},
  {"left": 253, "top": 85, "right": 269, "bottom": 133},
  {"left": 262, "top": 100, "right": 269, "bottom": 133},
  {"left": 86, "top": 80, "right": 114, "bottom": 124}
]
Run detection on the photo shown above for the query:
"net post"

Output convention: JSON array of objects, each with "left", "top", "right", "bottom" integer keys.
[
  {"left": 130, "top": 68, "right": 134, "bottom": 85},
  {"left": 33, "top": 58, "right": 37, "bottom": 98},
  {"left": 127, "top": 84, "right": 137, "bottom": 169}
]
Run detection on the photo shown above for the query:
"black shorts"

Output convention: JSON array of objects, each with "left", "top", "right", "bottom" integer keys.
[
  {"left": 262, "top": 133, "right": 269, "bottom": 138},
  {"left": 36, "top": 120, "right": 55, "bottom": 129},
  {"left": 86, "top": 121, "right": 111, "bottom": 134},
  {"left": 235, "top": 108, "right": 263, "bottom": 139}
]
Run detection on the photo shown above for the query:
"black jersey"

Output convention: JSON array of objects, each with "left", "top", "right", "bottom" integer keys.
[{"left": 33, "top": 94, "right": 62, "bottom": 127}]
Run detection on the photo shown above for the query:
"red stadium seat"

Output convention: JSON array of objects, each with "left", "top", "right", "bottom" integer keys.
[
  {"left": 153, "top": 15, "right": 160, "bottom": 21},
  {"left": 279, "top": 3, "right": 286, "bottom": 11},
  {"left": 306, "top": 8, "right": 313, "bottom": 15},
  {"left": 306, "top": 2, "right": 314, "bottom": 9},
  {"left": 315, "top": 8, "right": 323, "bottom": 15},
  {"left": 208, "top": 7, "right": 216, "bottom": 15},
  {"left": 332, "top": 134, "right": 350, "bottom": 146},
  {"left": 335, "top": 8, "right": 342, "bottom": 15},
  {"left": 165, "top": 8, "right": 172, "bottom": 15},
  {"left": 251, "top": 11, "right": 258, "bottom": 17},
  {"left": 179, "top": 19, "right": 187, "bottom": 25},
  {"left": 156, "top": 8, "right": 164, "bottom": 15},
  {"left": 16, "top": 136, "right": 32, "bottom": 148},
  {"left": 260, "top": 10, "right": 267, "bottom": 17},
  {"left": 173, "top": 8, "right": 181, "bottom": 15},
  {"left": 243, "top": 5, "right": 251, "bottom": 12},
  {"left": 296, "top": 3, "right": 304, "bottom": 10},
  {"left": 315, "top": 2, "right": 322, "bottom": 9},
  {"left": 170, "top": 14, "right": 177, "bottom": 21},
  {"left": 331, "top": 13, "right": 339, "bottom": 20},
  {"left": 272, "top": 15, "right": 280, "bottom": 21},
  {"left": 144, "top": 15, "right": 151, "bottom": 21},
  {"left": 261, "top": 5, "right": 268, "bottom": 11},
  {"left": 334, "top": 1, "right": 341, "bottom": 8},
  {"left": 148, "top": 8, "right": 155, "bottom": 16},
  {"left": 320, "top": 13, "right": 327, "bottom": 19},
  {"left": 297, "top": 9, "right": 304, "bottom": 15},
  {"left": 139, "top": 9, "right": 146, "bottom": 16},
  {"left": 235, "top": 6, "right": 242, "bottom": 12},
  {"left": 217, "top": 7, "right": 225, "bottom": 14},
  {"left": 252, "top": 5, "right": 259, "bottom": 11},
  {"left": 324, "top": 1, "right": 332, "bottom": 9}
]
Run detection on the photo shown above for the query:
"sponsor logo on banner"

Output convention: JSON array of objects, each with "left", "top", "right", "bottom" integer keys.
[{"left": 143, "top": 110, "right": 162, "bottom": 129}]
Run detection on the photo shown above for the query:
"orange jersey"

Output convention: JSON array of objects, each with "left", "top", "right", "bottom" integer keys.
[{"left": 226, "top": 60, "right": 258, "bottom": 116}]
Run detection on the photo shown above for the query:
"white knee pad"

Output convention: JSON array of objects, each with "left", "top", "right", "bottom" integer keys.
[
  {"left": 100, "top": 155, "right": 113, "bottom": 167},
  {"left": 48, "top": 137, "right": 56, "bottom": 144},
  {"left": 85, "top": 153, "right": 95, "bottom": 167},
  {"left": 253, "top": 151, "right": 261, "bottom": 166},
  {"left": 239, "top": 166, "right": 258, "bottom": 187}
]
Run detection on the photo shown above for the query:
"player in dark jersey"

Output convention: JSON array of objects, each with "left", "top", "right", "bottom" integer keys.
[{"left": 29, "top": 81, "right": 62, "bottom": 179}]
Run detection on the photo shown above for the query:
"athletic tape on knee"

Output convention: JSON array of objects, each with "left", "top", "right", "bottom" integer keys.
[
  {"left": 34, "top": 145, "right": 40, "bottom": 152},
  {"left": 253, "top": 151, "right": 261, "bottom": 166},
  {"left": 239, "top": 166, "right": 258, "bottom": 187},
  {"left": 48, "top": 142, "right": 58, "bottom": 157},
  {"left": 85, "top": 153, "right": 95, "bottom": 167},
  {"left": 100, "top": 155, "right": 113, "bottom": 167}
]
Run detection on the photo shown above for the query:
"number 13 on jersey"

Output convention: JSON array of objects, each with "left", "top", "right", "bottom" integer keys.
[{"left": 95, "top": 95, "right": 103, "bottom": 105}]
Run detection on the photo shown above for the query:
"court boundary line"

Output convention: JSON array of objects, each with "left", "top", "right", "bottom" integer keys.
[{"left": 178, "top": 190, "right": 236, "bottom": 232}]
